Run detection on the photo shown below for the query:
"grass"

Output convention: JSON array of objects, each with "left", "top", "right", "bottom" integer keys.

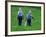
[{"left": 11, "top": 5, "right": 41, "bottom": 32}]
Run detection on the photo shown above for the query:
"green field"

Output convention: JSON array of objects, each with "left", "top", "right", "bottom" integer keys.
[{"left": 11, "top": 5, "right": 41, "bottom": 32}]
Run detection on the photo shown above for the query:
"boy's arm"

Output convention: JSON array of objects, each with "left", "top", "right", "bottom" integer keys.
[
  {"left": 31, "top": 14, "right": 34, "bottom": 19},
  {"left": 31, "top": 15, "right": 34, "bottom": 19}
]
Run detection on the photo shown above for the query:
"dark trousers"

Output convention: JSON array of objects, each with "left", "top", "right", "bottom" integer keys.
[
  {"left": 27, "top": 19, "right": 31, "bottom": 26},
  {"left": 18, "top": 16, "right": 22, "bottom": 26}
]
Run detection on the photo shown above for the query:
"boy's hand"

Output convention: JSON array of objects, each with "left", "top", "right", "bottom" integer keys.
[{"left": 32, "top": 17, "right": 35, "bottom": 19}]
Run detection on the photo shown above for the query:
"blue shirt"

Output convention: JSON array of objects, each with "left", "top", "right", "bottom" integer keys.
[
  {"left": 26, "top": 14, "right": 31, "bottom": 20},
  {"left": 18, "top": 10, "right": 22, "bottom": 16}
]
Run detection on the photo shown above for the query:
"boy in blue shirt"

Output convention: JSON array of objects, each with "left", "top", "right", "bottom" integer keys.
[
  {"left": 17, "top": 8, "right": 23, "bottom": 26},
  {"left": 26, "top": 10, "right": 33, "bottom": 26}
]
